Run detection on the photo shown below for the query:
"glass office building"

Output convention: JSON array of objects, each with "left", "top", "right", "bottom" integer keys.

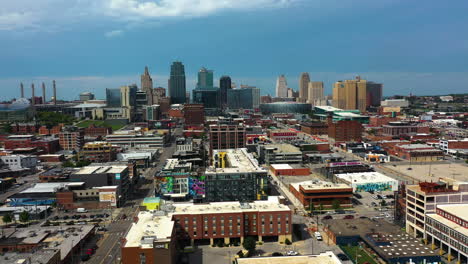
[
  {"left": 106, "top": 88, "right": 121, "bottom": 107},
  {"left": 260, "top": 102, "right": 312, "bottom": 114}
]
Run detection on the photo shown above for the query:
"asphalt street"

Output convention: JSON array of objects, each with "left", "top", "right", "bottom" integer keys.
[{"left": 87, "top": 127, "right": 181, "bottom": 264}]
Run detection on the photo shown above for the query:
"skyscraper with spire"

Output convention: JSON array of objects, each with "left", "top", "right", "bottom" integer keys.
[
  {"left": 168, "top": 61, "right": 186, "bottom": 104},
  {"left": 141, "top": 66, "right": 154, "bottom": 105},
  {"left": 275, "top": 75, "right": 288, "bottom": 98},
  {"left": 298, "top": 72, "right": 310, "bottom": 102}
]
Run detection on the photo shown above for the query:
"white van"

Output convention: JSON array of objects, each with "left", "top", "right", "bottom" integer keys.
[
  {"left": 314, "top": 232, "right": 323, "bottom": 241},
  {"left": 76, "top": 208, "right": 87, "bottom": 213}
]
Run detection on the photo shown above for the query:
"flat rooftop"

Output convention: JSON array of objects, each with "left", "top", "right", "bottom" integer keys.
[
  {"left": 427, "top": 212, "right": 468, "bottom": 237},
  {"left": 335, "top": 172, "right": 397, "bottom": 184},
  {"left": 436, "top": 204, "right": 468, "bottom": 221},
  {"left": 236, "top": 251, "right": 341, "bottom": 264},
  {"left": 207, "top": 148, "right": 266, "bottom": 174},
  {"left": 75, "top": 165, "right": 127, "bottom": 174},
  {"left": 264, "top": 144, "right": 301, "bottom": 153},
  {"left": 290, "top": 180, "right": 351, "bottom": 192},
  {"left": 124, "top": 211, "right": 174, "bottom": 248},
  {"left": 172, "top": 196, "right": 290, "bottom": 215}
]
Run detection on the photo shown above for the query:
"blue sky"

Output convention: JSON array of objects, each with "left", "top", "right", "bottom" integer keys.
[{"left": 0, "top": 0, "right": 467, "bottom": 100}]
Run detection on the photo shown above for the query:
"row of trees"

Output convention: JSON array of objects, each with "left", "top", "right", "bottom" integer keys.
[
  {"left": 2, "top": 211, "right": 30, "bottom": 225},
  {"left": 309, "top": 199, "right": 342, "bottom": 212}
]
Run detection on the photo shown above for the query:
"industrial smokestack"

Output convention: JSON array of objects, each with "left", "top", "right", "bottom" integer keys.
[
  {"left": 31, "top": 83, "right": 35, "bottom": 105},
  {"left": 53, "top": 80, "right": 57, "bottom": 105},
  {"left": 20, "top": 83, "right": 24, "bottom": 98},
  {"left": 42, "top": 82, "right": 46, "bottom": 104}
]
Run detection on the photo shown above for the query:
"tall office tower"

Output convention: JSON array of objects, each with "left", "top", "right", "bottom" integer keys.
[
  {"left": 227, "top": 86, "right": 260, "bottom": 109},
  {"left": 287, "top": 88, "right": 294, "bottom": 98},
  {"left": 141, "top": 66, "right": 154, "bottom": 105},
  {"left": 20, "top": 83, "right": 24, "bottom": 98},
  {"left": 53, "top": 80, "right": 57, "bottom": 105},
  {"left": 298, "top": 72, "right": 310, "bottom": 103},
  {"left": 332, "top": 76, "right": 368, "bottom": 112},
  {"left": 307, "top": 81, "right": 324, "bottom": 105},
  {"left": 106, "top": 88, "right": 122, "bottom": 107},
  {"left": 168, "top": 61, "right": 186, "bottom": 104},
  {"left": 366, "top": 82, "right": 383, "bottom": 108},
  {"left": 120, "top": 85, "right": 137, "bottom": 121},
  {"left": 41, "top": 82, "right": 46, "bottom": 104},
  {"left": 152, "top": 87, "right": 166, "bottom": 104},
  {"left": 275, "top": 74, "right": 288, "bottom": 98},
  {"left": 219, "top": 75, "right": 231, "bottom": 108},
  {"left": 196, "top": 67, "right": 214, "bottom": 90},
  {"left": 31, "top": 83, "right": 35, "bottom": 105}
]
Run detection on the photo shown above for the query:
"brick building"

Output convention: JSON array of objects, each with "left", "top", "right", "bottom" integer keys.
[
  {"left": 10, "top": 123, "right": 40, "bottom": 134},
  {"left": 173, "top": 196, "right": 292, "bottom": 245},
  {"left": 300, "top": 122, "right": 328, "bottom": 135},
  {"left": 327, "top": 116, "right": 363, "bottom": 143},
  {"left": 4, "top": 135, "right": 60, "bottom": 154},
  {"left": 59, "top": 129, "right": 84, "bottom": 150},
  {"left": 38, "top": 124, "right": 63, "bottom": 135},
  {"left": 183, "top": 104, "right": 205, "bottom": 125},
  {"left": 78, "top": 141, "right": 117, "bottom": 162},
  {"left": 209, "top": 124, "right": 246, "bottom": 154},
  {"left": 382, "top": 122, "right": 430, "bottom": 137},
  {"left": 84, "top": 124, "right": 112, "bottom": 137},
  {"left": 439, "top": 139, "right": 468, "bottom": 154},
  {"left": 394, "top": 144, "right": 444, "bottom": 162},
  {"left": 369, "top": 116, "right": 398, "bottom": 127},
  {"left": 270, "top": 164, "right": 310, "bottom": 176},
  {"left": 267, "top": 129, "right": 298, "bottom": 142},
  {"left": 289, "top": 180, "right": 353, "bottom": 209}
]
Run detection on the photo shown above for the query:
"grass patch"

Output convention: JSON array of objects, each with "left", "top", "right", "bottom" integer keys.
[
  {"left": 76, "top": 120, "right": 127, "bottom": 131},
  {"left": 340, "top": 245, "right": 378, "bottom": 264}
]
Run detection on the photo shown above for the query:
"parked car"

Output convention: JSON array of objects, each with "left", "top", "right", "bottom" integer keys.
[
  {"left": 62, "top": 215, "right": 69, "bottom": 220},
  {"left": 86, "top": 248, "right": 95, "bottom": 255},
  {"left": 322, "top": 215, "right": 333, "bottom": 220},
  {"left": 286, "top": 251, "right": 298, "bottom": 256},
  {"left": 353, "top": 193, "right": 362, "bottom": 199},
  {"left": 52, "top": 216, "right": 59, "bottom": 221},
  {"left": 314, "top": 232, "right": 323, "bottom": 241},
  {"left": 344, "top": 215, "right": 355, "bottom": 219},
  {"left": 81, "top": 254, "right": 90, "bottom": 261}
]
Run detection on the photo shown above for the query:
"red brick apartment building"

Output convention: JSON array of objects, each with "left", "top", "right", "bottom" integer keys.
[
  {"left": 327, "top": 116, "right": 363, "bottom": 143},
  {"left": 289, "top": 180, "right": 353, "bottom": 209},
  {"left": 183, "top": 104, "right": 205, "bottom": 125},
  {"left": 172, "top": 197, "right": 292, "bottom": 245},
  {"left": 11, "top": 123, "right": 40, "bottom": 134},
  {"left": 209, "top": 124, "right": 246, "bottom": 153},
  {"left": 58, "top": 129, "right": 84, "bottom": 150},
  {"left": 267, "top": 129, "right": 298, "bottom": 141},
  {"left": 301, "top": 122, "right": 328, "bottom": 135},
  {"left": 394, "top": 144, "right": 444, "bottom": 162},
  {"left": 84, "top": 124, "right": 112, "bottom": 137}
]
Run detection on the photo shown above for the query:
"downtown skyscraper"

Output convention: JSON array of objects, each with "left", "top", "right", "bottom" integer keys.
[
  {"left": 168, "top": 61, "right": 186, "bottom": 104},
  {"left": 196, "top": 67, "right": 214, "bottom": 90},
  {"left": 298, "top": 72, "right": 310, "bottom": 103},
  {"left": 275, "top": 74, "right": 288, "bottom": 98},
  {"left": 219, "top": 75, "right": 232, "bottom": 109},
  {"left": 141, "top": 66, "right": 154, "bottom": 105}
]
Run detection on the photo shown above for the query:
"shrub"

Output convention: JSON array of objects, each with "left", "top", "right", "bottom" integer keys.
[{"left": 285, "top": 238, "right": 292, "bottom": 245}]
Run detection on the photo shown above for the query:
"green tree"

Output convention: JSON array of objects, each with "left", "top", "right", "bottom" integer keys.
[
  {"left": 318, "top": 204, "right": 324, "bottom": 212},
  {"left": 242, "top": 237, "right": 256, "bottom": 256},
  {"left": 309, "top": 202, "right": 315, "bottom": 214},
  {"left": 2, "top": 214, "right": 12, "bottom": 225},
  {"left": 62, "top": 160, "right": 74, "bottom": 167},
  {"left": 285, "top": 238, "right": 292, "bottom": 245},
  {"left": 332, "top": 200, "right": 341, "bottom": 210},
  {"left": 19, "top": 211, "right": 30, "bottom": 224}
]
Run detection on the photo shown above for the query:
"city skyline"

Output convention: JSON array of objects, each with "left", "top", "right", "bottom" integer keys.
[{"left": 1, "top": 0, "right": 467, "bottom": 100}]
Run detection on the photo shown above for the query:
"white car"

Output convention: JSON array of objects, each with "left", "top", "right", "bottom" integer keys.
[
  {"left": 314, "top": 232, "right": 323, "bottom": 241},
  {"left": 287, "top": 251, "right": 299, "bottom": 256}
]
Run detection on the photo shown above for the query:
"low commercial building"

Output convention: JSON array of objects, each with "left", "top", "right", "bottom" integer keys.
[
  {"left": 0, "top": 249, "right": 60, "bottom": 264},
  {"left": 117, "top": 150, "right": 158, "bottom": 169},
  {"left": 405, "top": 178, "right": 468, "bottom": 238},
  {"left": 425, "top": 204, "right": 468, "bottom": 264},
  {"left": 394, "top": 143, "right": 444, "bottom": 162},
  {"left": 0, "top": 155, "right": 37, "bottom": 170},
  {"left": 257, "top": 144, "right": 303, "bottom": 165},
  {"left": 173, "top": 196, "right": 292, "bottom": 245},
  {"left": 323, "top": 218, "right": 440, "bottom": 264},
  {"left": 289, "top": 180, "right": 353, "bottom": 209},
  {"left": 439, "top": 139, "right": 468, "bottom": 154},
  {"left": 122, "top": 211, "right": 176, "bottom": 264},
  {"left": 39, "top": 168, "right": 77, "bottom": 182},
  {"left": 205, "top": 148, "right": 268, "bottom": 202},
  {"left": 9, "top": 182, "right": 76, "bottom": 206},
  {"left": 4, "top": 135, "right": 60, "bottom": 154},
  {"left": 106, "top": 130, "right": 166, "bottom": 149},
  {"left": 267, "top": 129, "right": 298, "bottom": 142},
  {"left": 69, "top": 165, "right": 130, "bottom": 207},
  {"left": 382, "top": 122, "right": 430, "bottom": 137},
  {"left": 270, "top": 164, "right": 310, "bottom": 176},
  {"left": 335, "top": 172, "right": 399, "bottom": 192}
]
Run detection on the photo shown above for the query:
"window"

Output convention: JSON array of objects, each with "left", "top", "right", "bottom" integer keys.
[{"left": 139, "top": 253, "right": 146, "bottom": 264}]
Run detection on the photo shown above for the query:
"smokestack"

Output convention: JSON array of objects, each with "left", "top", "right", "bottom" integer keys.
[
  {"left": 31, "top": 83, "right": 35, "bottom": 105},
  {"left": 42, "top": 82, "right": 46, "bottom": 104},
  {"left": 53, "top": 80, "right": 57, "bottom": 105},
  {"left": 20, "top": 83, "right": 24, "bottom": 98}
]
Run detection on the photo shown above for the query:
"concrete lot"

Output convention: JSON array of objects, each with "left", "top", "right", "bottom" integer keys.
[{"left": 383, "top": 162, "right": 468, "bottom": 182}]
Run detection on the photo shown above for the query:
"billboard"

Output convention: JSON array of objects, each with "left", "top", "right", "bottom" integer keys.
[{"left": 99, "top": 191, "right": 117, "bottom": 206}]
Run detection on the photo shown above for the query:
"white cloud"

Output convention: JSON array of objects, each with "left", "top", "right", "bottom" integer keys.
[
  {"left": 105, "top": 29, "right": 124, "bottom": 38},
  {"left": 0, "top": 0, "right": 296, "bottom": 32}
]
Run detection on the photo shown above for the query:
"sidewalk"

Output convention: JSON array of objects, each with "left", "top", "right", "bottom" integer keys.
[{"left": 268, "top": 170, "right": 307, "bottom": 216}]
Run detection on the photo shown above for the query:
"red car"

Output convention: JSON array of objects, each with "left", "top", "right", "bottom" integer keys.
[
  {"left": 86, "top": 248, "right": 95, "bottom": 255},
  {"left": 344, "top": 215, "right": 355, "bottom": 219}
]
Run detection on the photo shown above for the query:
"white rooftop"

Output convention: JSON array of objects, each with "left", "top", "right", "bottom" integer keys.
[
  {"left": 75, "top": 165, "right": 127, "bottom": 175},
  {"left": 315, "top": 106, "right": 342, "bottom": 111},
  {"left": 124, "top": 211, "right": 174, "bottom": 248},
  {"left": 20, "top": 182, "right": 80, "bottom": 193},
  {"left": 207, "top": 148, "right": 266, "bottom": 174},
  {"left": 335, "top": 172, "right": 398, "bottom": 184},
  {"left": 172, "top": 196, "right": 290, "bottom": 215},
  {"left": 290, "top": 180, "right": 351, "bottom": 192},
  {"left": 436, "top": 204, "right": 468, "bottom": 221},
  {"left": 271, "top": 164, "right": 293, "bottom": 170}
]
